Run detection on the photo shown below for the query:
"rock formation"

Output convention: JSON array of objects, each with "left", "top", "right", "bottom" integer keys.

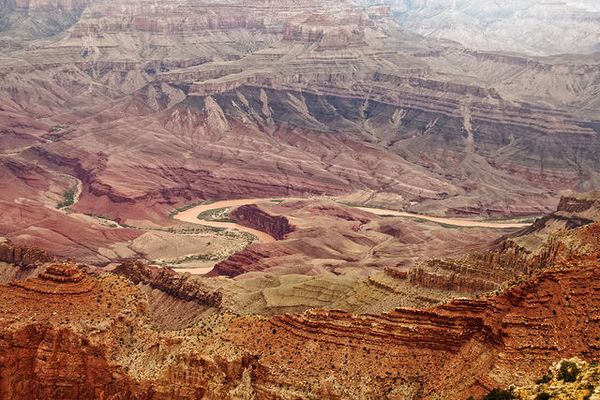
[
  {"left": 113, "top": 260, "right": 223, "bottom": 307},
  {"left": 0, "top": 2, "right": 598, "bottom": 397},
  {"left": 230, "top": 204, "right": 294, "bottom": 240},
  {"left": 0, "top": 217, "right": 598, "bottom": 398},
  {"left": 0, "top": 240, "right": 53, "bottom": 266}
]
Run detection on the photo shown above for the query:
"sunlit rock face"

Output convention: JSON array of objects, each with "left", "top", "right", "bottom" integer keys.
[{"left": 358, "top": 0, "right": 600, "bottom": 55}]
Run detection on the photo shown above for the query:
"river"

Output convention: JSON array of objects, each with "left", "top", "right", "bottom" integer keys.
[{"left": 173, "top": 198, "right": 532, "bottom": 244}]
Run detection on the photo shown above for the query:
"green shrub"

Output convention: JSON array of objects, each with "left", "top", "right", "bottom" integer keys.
[
  {"left": 535, "top": 392, "right": 551, "bottom": 400},
  {"left": 57, "top": 189, "right": 75, "bottom": 208},
  {"left": 557, "top": 360, "right": 580, "bottom": 383},
  {"left": 197, "top": 207, "right": 232, "bottom": 222},
  {"left": 535, "top": 373, "right": 552, "bottom": 384},
  {"left": 483, "top": 388, "right": 516, "bottom": 400}
]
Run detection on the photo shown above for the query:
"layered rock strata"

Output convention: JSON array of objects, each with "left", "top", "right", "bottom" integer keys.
[
  {"left": 230, "top": 204, "right": 294, "bottom": 240},
  {"left": 0, "top": 225, "right": 598, "bottom": 399},
  {"left": 113, "top": 260, "right": 223, "bottom": 307}
]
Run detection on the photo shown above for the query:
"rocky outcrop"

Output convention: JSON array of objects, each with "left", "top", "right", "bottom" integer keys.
[
  {"left": 0, "top": 260, "right": 264, "bottom": 399},
  {"left": 283, "top": 12, "right": 367, "bottom": 50},
  {"left": 10, "top": 262, "right": 95, "bottom": 295},
  {"left": 229, "top": 259, "right": 600, "bottom": 399},
  {"left": 556, "top": 190, "right": 600, "bottom": 218},
  {"left": 0, "top": 325, "right": 143, "bottom": 400},
  {"left": 113, "top": 260, "right": 222, "bottom": 307},
  {"left": 511, "top": 358, "right": 600, "bottom": 399},
  {"left": 408, "top": 263, "right": 500, "bottom": 293},
  {"left": 399, "top": 191, "right": 600, "bottom": 295},
  {"left": 207, "top": 245, "right": 292, "bottom": 278},
  {"left": 230, "top": 204, "right": 293, "bottom": 240},
  {"left": 0, "top": 241, "right": 53, "bottom": 267},
  {"left": 384, "top": 261, "right": 501, "bottom": 294}
]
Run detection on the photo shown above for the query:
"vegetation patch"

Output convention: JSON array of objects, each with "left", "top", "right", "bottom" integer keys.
[
  {"left": 483, "top": 387, "right": 516, "bottom": 400},
  {"left": 57, "top": 188, "right": 76, "bottom": 209},
  {"left": 158, "top": 253, "right": 222, "bottom": 265},
  {"left": 197, "top": 207, "right": 232, "bottom": 222},
  {"left": 557, "top": 360, "right": 580, "bottom": 382}
]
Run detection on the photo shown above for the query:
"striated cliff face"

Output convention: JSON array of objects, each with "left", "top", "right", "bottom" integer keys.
[
  {"left": 400, "top": 190, "right": 600, "bottom": 295},
  {"left": 1, "top": 0, "right": 599, "bottom": 261},
  {"left": 0, "top": 325, "right": 143, "bottom": 399},
  {"left": 0, "top": 240, "right": 53, "bottom": 266},
  {"left": 230, "top": 204, "right": 294, "bottom": 241},
  {"left": 227, "top": 259, "right": 600, "bottom": 399},
  {"left": 0, "top": 261, "right": 266, "bottom": 399},
  {"left": 1, "top": 222, "right": 598, "bottom": 399},
  {"left": 113, "top": 260, "right": 223, "bottom": 308},
  {"left": 555, "top": 190, "right": 600, "bottom": 220}
]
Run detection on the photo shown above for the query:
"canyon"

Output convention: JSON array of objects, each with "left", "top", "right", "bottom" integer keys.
[
  {"left": 0, "top": 0, "right": 599, "bottom": 398},
  {"left": 0, "top": 0, "right": 599, "bottom": 263},
  {"left": 360, "top": 0, "right": 600, "bottom": 56},
  {"left": 0, "top": 192, "right": 599, "bottom": 398}
]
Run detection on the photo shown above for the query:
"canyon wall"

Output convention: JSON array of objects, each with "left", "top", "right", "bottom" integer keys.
[
  {"left": 229, "top": 259, "right": 600, "bottom": 398},
  {"left": 230, "top": 204, "right": 294, "bottom": 240},
  {"left": 0, "top": 212, "right": 598, "bottom": 399},
  {"left": 0, "top": 255, "right": 598, "bottom": 399},
  {"left": 0, "top": 241, "right": 53, "bottom": 266},
  {"left": 113, "top": 260, "right": 223, "bottom": 308}
]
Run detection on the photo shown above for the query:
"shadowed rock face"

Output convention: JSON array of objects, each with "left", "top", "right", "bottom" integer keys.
[
  {"left": 0, "top": 240, "right": 53, "bottom": 266},
  {"left": 230, "top": 204, "right": 294, "bottom": 240}
]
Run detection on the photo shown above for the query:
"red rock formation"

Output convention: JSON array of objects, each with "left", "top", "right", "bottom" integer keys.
[
  {"left": 113, "top": 260, "right": 223, "bottom": 307},
  {"left": 0, "top": 241, "right": 53, "bottom": 267},
  {"left": 227, "top": 259, "right": 600, "bottom": 399},
  {"left": 0, "top": 326, "right": 143, "bottom": 399},
  {"left": 210, "top": 199, "right": 500, "bottom": 279},
  {"left": 0, "top": 220, "right": 598, "bottom": 399},
  {"left": 230, "top": 204, "right": 294, "bottom": 240},
  {"left": 207, "top": 244, "right": 293, "bottom": 277},
  {"left": 11, "top": 262, "right": 95, "bottom": 295}
]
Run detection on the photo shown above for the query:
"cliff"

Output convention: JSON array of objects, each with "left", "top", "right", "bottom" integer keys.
[
  {"left": 228, "top": 258, "right": 600, "bottom": 399},
  {"left": 0, "top": 240, "right": 53, "bottom": 266},
  {"left": 0, "top": 219, "right": 598, "bottom": 399},
  {"left": 113, "top": 260, "right": 223, "bottom": 308},
  {"left": 230, "top": 204, "right": 294, "bottom": 240}
]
